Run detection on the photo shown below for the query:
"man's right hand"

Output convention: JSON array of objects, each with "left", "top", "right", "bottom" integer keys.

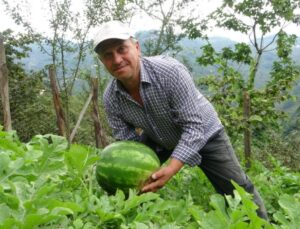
[{"left": 141, "top": 158, "right": 184, "bottom": 193}]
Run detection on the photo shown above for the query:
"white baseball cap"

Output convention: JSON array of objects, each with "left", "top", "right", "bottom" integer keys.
[{"left": 93, "top": 20, "right": 134, "bottom": 52}]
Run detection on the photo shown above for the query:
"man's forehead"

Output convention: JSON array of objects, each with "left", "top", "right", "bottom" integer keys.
[{"left": 97, "top": 39, "right": 126, "bottom": 53}]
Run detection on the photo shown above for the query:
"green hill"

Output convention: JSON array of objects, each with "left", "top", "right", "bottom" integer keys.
[{"left": 20, "top": 34, "right": 300, "bottom": 125}]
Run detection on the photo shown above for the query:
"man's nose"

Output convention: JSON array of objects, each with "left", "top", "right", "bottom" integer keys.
[{"left": 112, "top": 52, "right": 122, "bottom": 64}]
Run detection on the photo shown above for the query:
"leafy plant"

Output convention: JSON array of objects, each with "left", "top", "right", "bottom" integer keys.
[{"left": 0, "top": 127, "right": 299, "bottom": 228}]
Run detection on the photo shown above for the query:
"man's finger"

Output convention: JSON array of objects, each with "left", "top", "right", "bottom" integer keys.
[
  {"left": 151, "top": 173, "right": 157, "bottom": 180},
  {"left": 141, "top": 180, "right": 162, "bottom": 192},
  {"left": 142, "top": 182, "right": 155, "bottom": 192},
  {"left": 151, "top": 168, "right": 165, "bottom": 180}
]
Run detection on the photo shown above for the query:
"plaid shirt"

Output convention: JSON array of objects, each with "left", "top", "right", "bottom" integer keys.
[{"left": 103, "top": 56, "right": 223, "bottom": 166}]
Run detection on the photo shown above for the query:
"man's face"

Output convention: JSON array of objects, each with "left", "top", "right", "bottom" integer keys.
[{"left": 98, "top": 39, "right": 141, "bottom": 82}]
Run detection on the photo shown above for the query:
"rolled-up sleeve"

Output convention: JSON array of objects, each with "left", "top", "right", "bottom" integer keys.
[{"left": 168, "top": 65, "right": 207, "bottom": 166}]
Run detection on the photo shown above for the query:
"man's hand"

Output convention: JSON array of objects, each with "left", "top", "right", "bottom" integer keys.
[{"left": 141, "top": 158, "right": 184, "bottom": 193}]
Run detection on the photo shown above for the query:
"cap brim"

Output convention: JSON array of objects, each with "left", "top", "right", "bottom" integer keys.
[{"left": 94, "top": 34, "right": 132, "bottom": 51}]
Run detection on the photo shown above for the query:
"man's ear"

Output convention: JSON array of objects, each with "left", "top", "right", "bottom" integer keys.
[{"left": 135, "top": 41, "right": 141, "bottom": 54}]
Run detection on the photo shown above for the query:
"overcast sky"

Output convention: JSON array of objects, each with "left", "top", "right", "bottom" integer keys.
[{"left": 0, "top": 0, "right": 299, "bottom": 42}]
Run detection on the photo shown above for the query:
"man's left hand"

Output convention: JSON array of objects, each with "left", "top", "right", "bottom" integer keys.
[{"left": 141, "top": 158, "right": 184, "bottom": 193}]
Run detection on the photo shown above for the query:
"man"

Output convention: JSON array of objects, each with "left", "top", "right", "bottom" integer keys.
[{"left": 93, "top": 20, "right": 268, "bottom": 220}]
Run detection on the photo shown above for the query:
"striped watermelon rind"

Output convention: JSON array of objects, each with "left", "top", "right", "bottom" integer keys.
[{"left": 96, "top": 141, "right": 160, "bottom": 194}]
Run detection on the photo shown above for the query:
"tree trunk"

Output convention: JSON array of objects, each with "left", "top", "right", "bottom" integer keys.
[
  {"left": 0, "top": 36, "right": 12, "bottom": 131},
  {"left": 49, "top": 65, "right": 67, "bottom": 137},
  {"left": 243, "top": 90, "right": 251, "bottom": 169},
  {"left": 91, "top": 77, "right": 108, "bottom": 148}
]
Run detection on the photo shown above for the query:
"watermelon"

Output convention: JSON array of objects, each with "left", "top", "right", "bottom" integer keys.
[{"left": 96, "top": 141, "right": 160, "bottom": 194}]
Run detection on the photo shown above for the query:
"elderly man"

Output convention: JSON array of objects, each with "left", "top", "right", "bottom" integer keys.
[{"left": 93, "top": 20, "right": 268, "bottom": 220}]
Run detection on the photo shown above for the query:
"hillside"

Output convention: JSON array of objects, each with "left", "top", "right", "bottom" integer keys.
[
  {"left": 21, "top": 35, "right": 300, "bottom": 84},
  {"left": 20, "top": 34, "right": 300, "bottom": 118}
]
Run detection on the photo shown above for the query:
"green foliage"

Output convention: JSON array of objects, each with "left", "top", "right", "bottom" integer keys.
[
  {"left": 159, "top": 166, "right": 215, "bottom": 211},
  {"left": 253, "top": 129, "right": 300, "bottom": 171},
  {"left": 192, "top": 182, "right": 271, "bottom": 229},
  {"left": 1, "top": 128, "right": 300, "bottom": 228},
  {"left": 212, "top": 0, "right": 300, "bottom": 34},
  {"left": 195, "top": 0, "right": 300, "bottom": 144},
  {"left": 196, "top": 43, "right": 246, "bottom": 139},
  {"left": 0, "top": 30, "right": 56, "bottom": 141},
  {"left": 249, "top": 158, "right": 300, "bottom": 223},
  {"left": 273, "top": 194, "right": 300, "bottom": 229},
  {"left": 0, "top": 130, "right": 98, "bottom": 228}
]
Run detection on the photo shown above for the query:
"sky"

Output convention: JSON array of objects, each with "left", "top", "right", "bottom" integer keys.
[{"left": 0, "top": 0, "right": 299, "bottom": 42}]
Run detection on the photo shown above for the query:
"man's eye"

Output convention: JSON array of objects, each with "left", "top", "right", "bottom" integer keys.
[
  {"left": 118, "top": 46, "right": 128, "bottom": 54},
  {"left": 102, "top": 53, "right": 112, "bottom": 59}
]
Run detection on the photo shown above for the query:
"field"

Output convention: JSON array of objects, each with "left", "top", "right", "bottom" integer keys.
[{"left": 0, "top": 129, "right": 300, "bottom": 228}]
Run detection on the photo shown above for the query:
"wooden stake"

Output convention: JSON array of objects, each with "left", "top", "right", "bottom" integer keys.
[
  {"left": 91, "top": 77, "right": 108, "bottom": 148},
  {"left": 0, "top": 36, "right": 12, "bottom": 131},
  {"left": 49, "top": 65, "right": 66, "bottom": 137}
]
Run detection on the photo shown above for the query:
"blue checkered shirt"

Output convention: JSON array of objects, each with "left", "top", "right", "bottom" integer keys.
[{"left": 103, "top": 56, "right": 224, "bottom": 166}]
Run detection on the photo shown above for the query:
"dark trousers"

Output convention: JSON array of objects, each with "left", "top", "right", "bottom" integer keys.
[{"left": 150, "top": 129, "right": 268, "bottom": 220}]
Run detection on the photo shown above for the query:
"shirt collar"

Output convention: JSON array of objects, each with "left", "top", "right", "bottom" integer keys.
[
  {"left": 140, "top": 57, "right": 151, "bottom": 84},
  {"left": 114, "top": 57, "right": 151, "bottom": 93}
]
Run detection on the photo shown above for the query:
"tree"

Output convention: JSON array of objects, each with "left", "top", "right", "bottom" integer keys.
[
  {"left": 194, "top": 0, "right": 300, "bottom": 167},
  {"left": 0, "top": 29, "right": 56, "bottom": 141},
  {"left": 0, "top": 35, "right": 11, "bottom": 131},
  {"left": 1, "top": 0, "right": 134, "bottom": 143},
  {"left": 131, "top": 0, "right": 201, "bottom": 56}
]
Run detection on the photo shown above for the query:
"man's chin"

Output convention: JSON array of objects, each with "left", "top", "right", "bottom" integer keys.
[{"left": 113, "top": 73, "right": 131, "bottom": 80}]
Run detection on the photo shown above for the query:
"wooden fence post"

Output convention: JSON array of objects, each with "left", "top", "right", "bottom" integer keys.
[
  {"left": 91, "top": 77, "right": 108, "bottom": 148},
  {"left": 243, "top": 90, "right": 251, "bottom": 169},
  {"left": 0, "top": 36, "right": 12, "bottom": 131},
  {"left": 48, "top": 65, "right": 67, "bottom": 137}
]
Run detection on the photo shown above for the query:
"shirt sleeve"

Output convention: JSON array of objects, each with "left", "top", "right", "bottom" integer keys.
[
  {"left": 103, "top": 90, "right": 140, "bottom": 141},
  {"left": 168, "top": 64, "right": 207, "bottom": 166}
]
